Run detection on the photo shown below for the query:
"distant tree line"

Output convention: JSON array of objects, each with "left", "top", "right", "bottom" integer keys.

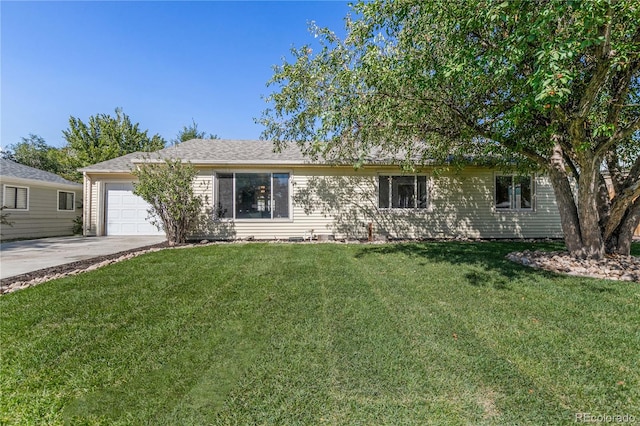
[{"left": 2, "top": 108, "right": 217, "bottom": 182}]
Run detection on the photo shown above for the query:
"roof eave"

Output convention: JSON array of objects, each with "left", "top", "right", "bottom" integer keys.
[{"left": 80, "top": 169, "right": 134, "bottom": 174}]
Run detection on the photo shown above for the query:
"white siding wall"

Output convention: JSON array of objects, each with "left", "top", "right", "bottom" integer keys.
[
  {"left": 84, "top": 166, "right": 564, "bottom": 240},
  {"left": 0, "top": 182, "right": 82, "bottom": 241}
]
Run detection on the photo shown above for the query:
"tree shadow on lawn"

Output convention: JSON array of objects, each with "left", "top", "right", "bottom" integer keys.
[{"left": 354, "top": 240, "right": 570, "bottom": 289}]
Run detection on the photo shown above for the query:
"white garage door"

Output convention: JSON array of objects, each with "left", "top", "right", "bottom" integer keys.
[{"left": 105, "top": 183, "right": 164, "bottom": 236}]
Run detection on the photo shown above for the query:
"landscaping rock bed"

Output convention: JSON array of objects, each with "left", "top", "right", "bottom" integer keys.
[
  {"left": 0, "top": 242, "right": 171, "bottom": 295},
  {"left": 507, "top": 250, "right": 640, "bottom": 282}
]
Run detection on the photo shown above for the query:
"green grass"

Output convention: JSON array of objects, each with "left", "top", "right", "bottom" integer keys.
[{"left": 1, "top": 242, "right": 638, "bottom": 425}]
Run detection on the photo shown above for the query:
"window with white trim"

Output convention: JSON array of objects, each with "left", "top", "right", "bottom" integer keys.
[
  {"left": 378, "top": 175, "right": 428, "bottom": 209},
  {"left": 495, "top": 175, "right": 534, "bottom": 211},
  {"left": 3, "top": 185, "right": 29, "bottom": 210},
  {"left": 216, "top": 172, "right": 290, "bottom": 219},
  {"left": 58, "top": 191, "right": 75, "bottom": 211}
]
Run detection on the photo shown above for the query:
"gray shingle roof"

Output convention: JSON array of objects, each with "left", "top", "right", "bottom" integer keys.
[
  {"left": 0, "top": 159, "right": 82, "bottom": 187},
  {"left": 78, "top": 151, "right": 148, "bottom": 173},
  {"left": 78, "top": 138, "right": 440, "bottom": 173},
  {"left": 155, "top": 139, "right": 307, "bottom": 164},
  {"left": 79, "top": 139, "right": 309, "bottom": 172}
]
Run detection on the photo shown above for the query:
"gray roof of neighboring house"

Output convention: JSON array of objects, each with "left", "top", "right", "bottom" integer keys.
[
  {"left": 0, "top": 159, "right": 82, "bottom": 187},
  {"left": 79, "top": 139, "right": 311, "bottom": 172}
]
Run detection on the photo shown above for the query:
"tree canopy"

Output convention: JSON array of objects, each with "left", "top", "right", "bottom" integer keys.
[
  {"left": 2, "top": 134, "right": 63, "bottom": 175},
  {"left": 171, "top": 119, "right": 218, "bottom": 145},
  {"left": 63, "top": 108, "right": 165, "bottom": 180},
  {"left": 261, "top": 0, "right": 640, "bottom": 258}
]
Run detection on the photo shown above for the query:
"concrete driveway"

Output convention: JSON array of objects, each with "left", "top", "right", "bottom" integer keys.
[{"left": 0, "top": 236, "right": 166, "bottom": 279}]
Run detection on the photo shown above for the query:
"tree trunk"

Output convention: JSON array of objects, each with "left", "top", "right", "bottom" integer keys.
[
  {"left": 609, "top": 201, "right": 640, "bottom": 256},
  {"left": 548, "top": 144, "right": 584, "bottom": 256},
  {"left": 596, "top": 173, "right": 611, "bottom": 230},
  {"left": 575, "top": 159, "right": 605, "bottom": 259}
]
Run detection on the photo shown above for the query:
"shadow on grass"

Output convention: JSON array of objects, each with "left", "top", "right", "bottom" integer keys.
[
  {"left": 464, "top": 270, "right": 511, "bottom": 289},
  {"left": 354, "top": 240, "right": 566, "bottom": 288},
  {"left": 356, "top": 240, "right": 640, "bottom": 292}
]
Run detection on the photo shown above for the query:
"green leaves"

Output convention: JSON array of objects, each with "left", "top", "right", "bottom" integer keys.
[
  {"left": 260, "top": 0, "right": 640, "bottom": 256},
  {"left": 262, "top": 0, "right": 638, "bottom": 165},
  {"left": 132, "top": 159, "right": 203, "bottom": 244},
  {"left": 62, "top": 107, "right": 166, "bottom": 179},
  {"left": 171, "top": 119, "right": 217, "bottom": 145}
]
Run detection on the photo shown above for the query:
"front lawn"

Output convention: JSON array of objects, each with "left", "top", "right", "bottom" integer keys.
[{"left": 1, "top": 242, "right": 638, "bottom": 425}]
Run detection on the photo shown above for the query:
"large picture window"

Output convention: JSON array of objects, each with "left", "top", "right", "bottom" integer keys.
[
  {"left": 216, "top": 172, "right": 290, "bottom": 220},
  {"left": 495, "top": 175, "right": 533, "bottom": 211},
  {"left": 3, "top": 185, "right": 28, "bottom": 210},
  {"left": 378, "top": 175, "right": 428, "bottom": 209},
  {"left": 58, "top": 191, "right": 75, "bottom": 211}
]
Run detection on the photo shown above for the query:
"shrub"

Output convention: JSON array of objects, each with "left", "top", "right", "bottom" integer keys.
[{"left": 132, "top": 158, "right": 203, "bottom": 244}]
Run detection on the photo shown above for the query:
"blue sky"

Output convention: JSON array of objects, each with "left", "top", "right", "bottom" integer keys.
[{"left": 1, "top": 1, "right": 351, "bottom": 149}]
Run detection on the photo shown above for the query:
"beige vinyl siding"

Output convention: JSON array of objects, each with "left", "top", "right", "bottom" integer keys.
[
  {"left": 427, "top": 169, "right": 562, "bottom": 239},
  {"left": 193, "top": 170, "right": 214, "bottom": 207},
  {"left": 0, "top": 182, "right": 81, "bottom": 241},
  {"left": 195, "top": 166, "right": 563, "bottom": 240},
  {"left": 87, "top": 177, "right": 99, "bottom": 236},
  {"left": 84, "top": 165, "right": 564, "bottom": 240},
  {"left": 290, "top": 168, "right": 378, "bottom": 240},
  {"left": 194, "top": 168, "right": 336, "bottom": 240},
  {"left": 83, "top": 175, "right": 101, "bottom": 236}
]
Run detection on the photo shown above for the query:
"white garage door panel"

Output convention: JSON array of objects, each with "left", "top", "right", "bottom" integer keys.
[
  {"left": 106, "top": 183, "right": 164, "bottom": 236},
  {"left": 121, "top": 209, "right": 138, "bottom": 220}
]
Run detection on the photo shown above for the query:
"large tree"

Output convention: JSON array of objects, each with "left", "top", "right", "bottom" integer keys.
[
  {"left": 261, "top": 0, "right": 640, "bottom": 258},
  {"left": 1, "top": 135, "right": 80, "bottom": 182},
  {"left": 63, "top": 108, "right": 165, "bottom": 180},
  {"left": 2, "top": 134, "right": 63, "bottom": 175}
]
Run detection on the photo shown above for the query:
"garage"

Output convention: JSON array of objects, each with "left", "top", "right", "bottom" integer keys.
[{"left": 105, "top": 183, "right": 164, "bottom": 236}]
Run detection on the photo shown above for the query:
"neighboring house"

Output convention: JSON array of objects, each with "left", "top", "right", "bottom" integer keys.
[
  {"left": 79, "top": 139, "right": 564, "bottom": 241},
  {"left": 0, "top": 159, "right": 83, "bottom": 241}
]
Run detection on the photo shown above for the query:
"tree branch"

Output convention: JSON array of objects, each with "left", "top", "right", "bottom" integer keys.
[
  {"left": 603, "top": 176, "right": 640, "bottom": 241},
  {"left": 441, "top": 101, "right": 549, "bottom": 166},
  {"left": 623, "top": 153, "right": 640, "bottom": 190},
  {"left": 593, "top": 58, "right": 640, "bottom": 158},
  {"left": 572, "top": 6, "right": 614, "bottom": 129},
  {"left": 563, "top": 152, "right": 580, "bottom": 180}
]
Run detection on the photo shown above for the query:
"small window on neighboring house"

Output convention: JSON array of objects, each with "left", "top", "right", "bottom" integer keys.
[
  {"left": 495, "top": 175, "right": 534, "bottom": 211},
  {"left": 3, "top": 185, "right": 28, "bottom": 210},
  {"left": 58, "top": 191, "right": 75, "bottom": 211},
  {"left": 378, "top": 175, "right": 428, "bottom": 209}
]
